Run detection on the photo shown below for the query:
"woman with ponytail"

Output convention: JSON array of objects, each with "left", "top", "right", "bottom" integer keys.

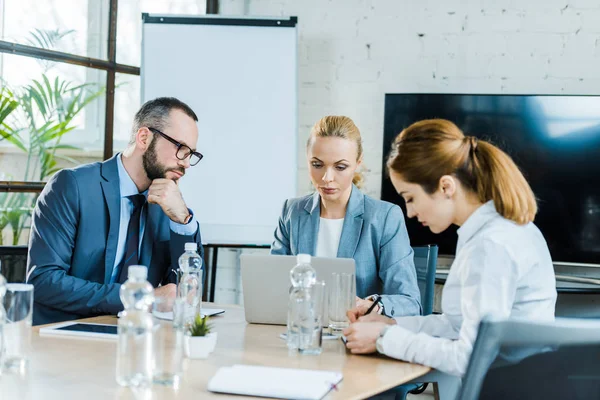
[
  {"left": 271, "top": 116, "right": 421, "bottom": 318},
  {"left": 343, "top": 119, "right": 556, "bottom": 378}
]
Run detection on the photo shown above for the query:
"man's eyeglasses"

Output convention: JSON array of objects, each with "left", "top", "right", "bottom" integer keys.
[{"left": 147, "top": 127, "right": 203, "bottom": 166}]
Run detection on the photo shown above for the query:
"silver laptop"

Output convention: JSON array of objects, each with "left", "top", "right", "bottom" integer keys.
[{"left": 240, "top": 254, "right": 356, "bottom": 325}]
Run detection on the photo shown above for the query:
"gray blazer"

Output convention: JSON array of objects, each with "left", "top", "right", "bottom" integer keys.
[
  {"left": 27, "top": 155, "right": 203, "bottom": 325},
  {"left": 271, "top": 185, "right": 421, "bottom": 317}
]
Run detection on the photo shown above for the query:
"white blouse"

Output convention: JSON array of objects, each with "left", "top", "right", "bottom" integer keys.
[
  {"left": 315, "top": 217, "right": 345, "bottom": 258},
  {"left": 378, "top": 201, "right": 557, "bottom": 376}
]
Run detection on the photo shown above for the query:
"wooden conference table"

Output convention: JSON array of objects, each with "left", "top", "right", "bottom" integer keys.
[{"left": 0, "top": 304, "right": 430, "bottom": 400}]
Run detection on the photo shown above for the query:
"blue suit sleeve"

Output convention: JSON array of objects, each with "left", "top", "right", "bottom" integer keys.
[
  {"left": 378, "top": 205, "right": 422, "bottom": 317},
  {"left": 27, "top": 170, "right": 122, "bottom": 317},
  {"left": 270, "top": 199, "right": 291, "bottom": 255}
]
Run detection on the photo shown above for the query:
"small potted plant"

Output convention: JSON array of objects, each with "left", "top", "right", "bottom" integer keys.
[{"left": 184, "top": 315, "right": 217, "bottom": 359}]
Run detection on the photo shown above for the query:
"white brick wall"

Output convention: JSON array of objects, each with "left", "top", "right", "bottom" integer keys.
[
  {"left": 212, "top": 0, "right": 600, "bottom": 303},
  {"left": 219, "top": 0, "right": 600, "bottom": 199}
]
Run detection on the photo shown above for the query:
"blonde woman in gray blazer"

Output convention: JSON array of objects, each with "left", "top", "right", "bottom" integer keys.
[{"left": 271, "top": 116, "right": 421, "bottom": 318}]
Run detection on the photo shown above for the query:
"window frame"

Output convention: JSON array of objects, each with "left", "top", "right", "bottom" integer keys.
[{"left": 0, "top": 0, "right": 218, "bottom": 192}]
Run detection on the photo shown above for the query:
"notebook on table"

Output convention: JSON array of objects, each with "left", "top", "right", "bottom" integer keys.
[{"left": 208, "top": 364, "right": 343, "bottom": 400}]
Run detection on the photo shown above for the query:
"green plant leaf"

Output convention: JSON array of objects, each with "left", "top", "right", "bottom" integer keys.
[
  {"left": 42, "top": 74, "right": 56, "bottom": 111},
  {"left": 25, "top": 28, "right": 76, "bottom": 51},
  {"left": 51, "top": 153, "right": 80, "bottom": 167},
  {"left": 25, "top": 83, "right": 48, "bottom": 118},
  {"left": 38, "top": 122, "right": 75, "bottom": 143},
  {"left": 5, "top": 51, "right": 106, "bottom": 183},
  {"left": 0, "top": 129, "right": 27, "bottom": 152},
  {"left": 46, "top": 144, "right": 79, "bottom": 151},
  {"left": 188, "top": 315, "right": 213, "bottom": 337},
  {"left": 0, "top": 94, "right": 18, "bottom": 123}
]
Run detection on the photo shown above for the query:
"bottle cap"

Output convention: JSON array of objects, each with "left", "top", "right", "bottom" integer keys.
[
  {"left": 128, "top": 265, "right": 148, "bottom": 280},
  {"left": 297, "top": 253, "right": 311, "bottom": 264},
  {"left": 184, "top": 243, "right": 197, "bottom": 251}
]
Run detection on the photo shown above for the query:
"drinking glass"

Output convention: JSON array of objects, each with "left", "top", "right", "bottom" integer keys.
[
  {"left": 328, "top": 273, "right": 355, "bottom": 331},
  {"left": 151, "top": 297, "right": 185, "bottom": 388},
  {"left": 3, "top": 283, "right": 34, "bottom": 373}
]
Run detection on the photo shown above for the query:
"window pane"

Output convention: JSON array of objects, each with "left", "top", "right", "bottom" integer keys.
[
  {"left": 117, "top": 0, "right": 207, "bottom": 66},
  {"left": 1, "top": 0, "right": 110, "bottom": 60},
  {"left": 114, "top": 73, "right": 141, "bottom": 153},
  {"left": 0, "top": 52, "right": 105, "bottom": 182},
  {"left": 0, "top": 192, "right": 38, "bottom": 246}
]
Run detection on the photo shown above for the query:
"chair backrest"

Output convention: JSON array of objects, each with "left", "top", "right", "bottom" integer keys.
[
  {"left": 0, "top": 246, "right": 28, "bottom": 283},
  {"left": 411, "top": 245, "right": 438, "bottom": 316},
  {"left": 458, "top": 317, "right": 600, "bottom": 400}
]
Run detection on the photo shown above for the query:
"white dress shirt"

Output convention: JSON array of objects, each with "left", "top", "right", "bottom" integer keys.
[
  {"left": 378, "top": 201, "right": 557, "bottom": 376},
  {"left": 315, "top": 217, "right": 345, "bottom": 258},
  {"left": 109, "top": 154, "right": 198, "bottom": 283}
]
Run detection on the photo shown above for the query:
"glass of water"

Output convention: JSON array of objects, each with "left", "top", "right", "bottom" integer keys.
[
  {"left": 152, "top": 297, "right": 185, "bottom": 388},
  {"left": 3, "top": 283, "right": 34, "bottom": 373},
  {"left": 298, "top": 280, "right": 326, "bottom": 355},
  {"left": 328, "top": 273, "right": 355, "bottom": 331}
]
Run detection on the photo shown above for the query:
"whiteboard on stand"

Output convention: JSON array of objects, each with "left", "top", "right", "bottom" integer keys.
[{"left": 142, "top": 14, "right": 298, "bottom": 245}]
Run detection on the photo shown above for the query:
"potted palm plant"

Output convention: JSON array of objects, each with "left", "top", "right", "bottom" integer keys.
[
  {"left": 0, "top": 29, "right": 105, "bottom": 245},
  {"left": 184, "top": 315, "right": 217, "bottom": 359}
]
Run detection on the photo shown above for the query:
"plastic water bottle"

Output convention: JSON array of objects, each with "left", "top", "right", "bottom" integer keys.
[
  {"left": 0, "top": 273, "right": 6, "bottom": 378},
  {"left": 177, "top": 243, "right": 203, "bottom": 325},
  {"left": 287, "top": 254, "right": 316, "bottom": 350},
  {"left": 116, "top": 265, "right": 154, "bottom": 387}
]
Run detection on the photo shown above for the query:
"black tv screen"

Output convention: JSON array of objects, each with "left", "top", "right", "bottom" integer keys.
[{"left": 382, "top": 94, "right": 600, "bottom": 265}]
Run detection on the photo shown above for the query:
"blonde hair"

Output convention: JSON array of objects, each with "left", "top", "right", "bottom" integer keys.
[
  {"left": 307, "top": 116, "right": 364, "bottom": 188},
  {"left": 387, "top": 119, "right": 537, "bottom": 225}
]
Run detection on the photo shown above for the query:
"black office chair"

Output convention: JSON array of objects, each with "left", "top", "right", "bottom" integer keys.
[
  {"left": 0, "top": 245, "right": 28, "bottom": 283},
  {"left": 458, "top": 317, "right": 600, "bottom": 400},
  {"left": 412, "top": 245, "right": 438, "bottom": 316},
  {"left": 395, "top": 245, "right": 439, "bottom": 399}
]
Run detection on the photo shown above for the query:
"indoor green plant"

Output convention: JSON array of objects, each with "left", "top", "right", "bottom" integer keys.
[
  {"left": 184, "top": 315, "right": 217, "bottom": 359},
  {"left": 0, "top": 29, "right": 105, "bottom": 245},
  {"left": 0, "top": 88, "right": 19, "bottom": 244}
]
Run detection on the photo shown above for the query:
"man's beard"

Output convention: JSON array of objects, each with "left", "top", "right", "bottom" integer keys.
[{"left": 142, "top": 139, "right": 185, "bottom": 181}]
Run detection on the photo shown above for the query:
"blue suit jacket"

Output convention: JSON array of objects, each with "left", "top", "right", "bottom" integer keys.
[
  {"left": 271, "top": 185, "right": 421, "bottom": 317},
  {"left": 27, "top": 155, "right": 203, "bottom": 325}
]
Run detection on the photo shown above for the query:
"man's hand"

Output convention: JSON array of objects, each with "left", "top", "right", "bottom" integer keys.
[
  {"left": 148, "top": 179, "right": 190, "bottom": 224},
  {"left": 342, "top": 322, "right": 388, "bottom": 354},
  {"left": 154, "top": 283, "right": 177, "bottom": 299}
]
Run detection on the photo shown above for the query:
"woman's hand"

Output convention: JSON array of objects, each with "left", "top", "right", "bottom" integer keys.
[
  {"left": 347, "top": 296, "right": 379, "bottom": 323},
  {"left": 359, "top": 313, "right": 397, "bottom": 324},
  {"left": 342, "top": 322, "right": 388, "bottom": 354}
]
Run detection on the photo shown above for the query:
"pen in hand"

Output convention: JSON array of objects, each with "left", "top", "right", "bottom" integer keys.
[{"left": 364, "top": 294, "right": 381, "bottom": 315}]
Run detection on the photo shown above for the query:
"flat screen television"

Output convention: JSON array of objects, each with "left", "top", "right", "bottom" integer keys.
[{"left": 382, "top": 94, "right": 600, "bottom": 266}]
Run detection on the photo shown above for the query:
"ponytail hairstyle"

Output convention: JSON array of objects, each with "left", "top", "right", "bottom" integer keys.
[
  {"left": 386, "top": 119, "right": 537, "bottom": 225},
  {"left": 307, "top": 116, "right": 365, "bottom": 189}
]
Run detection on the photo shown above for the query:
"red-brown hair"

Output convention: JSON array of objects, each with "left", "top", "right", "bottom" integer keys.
[{"left": 387, "top": 119, "right": 537, "bottom": 225}]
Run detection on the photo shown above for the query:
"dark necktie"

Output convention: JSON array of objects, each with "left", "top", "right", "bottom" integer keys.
[{"left": 117, "top": 194, "right": 146, "bottom": 283}]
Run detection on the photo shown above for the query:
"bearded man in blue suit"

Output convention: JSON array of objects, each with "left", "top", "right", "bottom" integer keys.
[{"left": 27, "top": 97, "right": 204, "bottom": 325}]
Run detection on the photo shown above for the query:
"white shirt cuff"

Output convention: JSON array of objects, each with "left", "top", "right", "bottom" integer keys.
[
  {"left": 169, "top": 213, "right": 198, "bottom": 236},
  {"left": 379, "top": 324, "right": 413, "bottom": 357}
]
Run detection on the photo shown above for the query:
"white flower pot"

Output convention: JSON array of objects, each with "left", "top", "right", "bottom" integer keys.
[{"left": 184, "top": 332, "right": 218, "bottom": 359}]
